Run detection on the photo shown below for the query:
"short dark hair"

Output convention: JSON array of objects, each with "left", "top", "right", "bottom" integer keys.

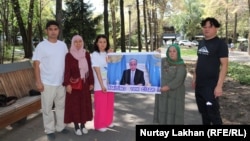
[
  {"left": 46, "top": 20, "right": 59, "bottom": 29},
  {"left": 200, "top": 17, "right": 221, "bottom": 28}
]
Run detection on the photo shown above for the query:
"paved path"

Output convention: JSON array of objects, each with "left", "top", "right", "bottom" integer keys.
[
  {"left": 228, "top": 51, "right": 250, "bottom": 64},
  {"left": 0, "top": 50, "right": 249, "bottom": 141}
]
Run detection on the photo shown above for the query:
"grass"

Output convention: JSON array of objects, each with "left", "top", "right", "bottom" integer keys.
[
  {"left": 227, "top": 62, "right": 250, "bottom": 85},
  {"left": 178, "top": 47, "right": 250, "bottom": 85},
  {"left": 180, "top": 47, "right": 197, "bottom": 57}
]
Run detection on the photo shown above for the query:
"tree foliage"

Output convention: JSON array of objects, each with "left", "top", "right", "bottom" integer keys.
[
  {"left": 62, "top": 0, "right": 102, "bottom": 52},
  {"left": 168, "top": 0, "right": 203, "bottom": 40}
]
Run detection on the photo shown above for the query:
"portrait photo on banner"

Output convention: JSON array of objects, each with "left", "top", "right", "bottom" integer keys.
[{"left": 107, "top": 52, "right": 161, "bottom": 94}]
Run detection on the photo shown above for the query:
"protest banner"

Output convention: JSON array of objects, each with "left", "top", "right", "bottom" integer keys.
[{"left": 107, "top": 52, "right": 161, "bottom": 94}]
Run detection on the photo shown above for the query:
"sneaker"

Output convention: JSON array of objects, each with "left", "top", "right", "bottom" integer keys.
[
  {"left": 98, "top": 128, "right": 107, "bottom": 132},
  {"left": 82, "top": 128, "right": 88, "bottom": 134},
  {"left": 108, "top": 123, "right": 114, "bottom": 128},
  {"left": 75, "top": 129, "right": 82, "bottom": 136},
  {"left": 47, "top": 133, "right": 55, "bottom": 140},
  {"left": 60, "top": 128, "right": 69, "bottom": 134}
]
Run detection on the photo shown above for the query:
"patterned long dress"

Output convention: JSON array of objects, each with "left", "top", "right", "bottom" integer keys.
[{"left": 153, "top": 58, "right": 187, "bottom": 124}]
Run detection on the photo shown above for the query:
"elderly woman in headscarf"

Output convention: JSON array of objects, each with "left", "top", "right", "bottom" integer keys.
[
  {"left": 153, "top": 44, "right": 187, "bottom": 125},
  {"left": 63, "top": 35, "right": 94, "bottom": 135}
]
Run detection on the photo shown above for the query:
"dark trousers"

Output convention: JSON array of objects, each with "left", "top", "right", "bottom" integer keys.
[{"left": 195, "top": 85, "right": 222, "bottom": 125}]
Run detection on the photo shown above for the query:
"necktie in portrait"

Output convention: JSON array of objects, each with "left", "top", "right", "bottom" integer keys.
[{"left": 130, "top": 71, "right": 134, "bottom": 85}]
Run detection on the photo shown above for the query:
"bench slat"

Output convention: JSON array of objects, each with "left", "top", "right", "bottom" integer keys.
[
  {"left": 0, "top": 97, "right": 41, "bottom": 129},
  {"left": 0, "top": 68, "right": 36, "bottom": 98},
  {"left": 0, "top": 61, "right": 41, "bottom": 129}
]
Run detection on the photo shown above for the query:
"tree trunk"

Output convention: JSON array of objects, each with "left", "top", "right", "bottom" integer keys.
[
  {"left": 56, "top": 0, "right": 63, "bottom": 40},
  {"left": 248, "top": 0, "right": 250, "bottom": 55},
  {"left": 0, "top": 0, "right": 10, "bottom": 63},
  {"left": 27, "top": 0, "right": 35, "bottom": 58},
  {"left": 11, "top": 0, "right": 29, "bottom": 58},
  {"left": 148, "top": 0, "right": 153, "bottom": 51},
  {"left": 38, "top": 0, "right": 43, "bottom": 42},
  {"left": 120, "top": 0, "right": 126, "bottom": 52},
  {"left": 247, "top": 0, "right": 250, "bottom": 55},
  {"left": 136, "top": 0, "right": 142, "bottom": 52},
  {"left": 152, "top": 1, "right": 157, "bottom": 50},
  {"left": 110, "top": 0, "right": 117, "bottom": 52},
  {"left": 233, "top": 13, "right": 237, "bottom": 43},
  {"left": 143, "top": 0, "right": 148, "bottom": 52},
  {"left": 104, "top": 0, "right": 109, "bottom": 40},
  {"left": 225, "top": 8, "right": 228, "bottom": 44}
]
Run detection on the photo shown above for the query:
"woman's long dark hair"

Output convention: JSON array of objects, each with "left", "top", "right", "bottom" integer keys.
[{"left": 93, "top": 34, "right": 110, "bottom": 52}]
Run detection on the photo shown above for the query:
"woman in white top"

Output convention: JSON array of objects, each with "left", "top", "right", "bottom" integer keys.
[{"left": 91, "top": 34, "right": 114, "bottom": 132}]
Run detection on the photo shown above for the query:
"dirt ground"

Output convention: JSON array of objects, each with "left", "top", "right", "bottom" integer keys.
[{"left": 186, "top": 61, "right": 250, "bottom": 125}]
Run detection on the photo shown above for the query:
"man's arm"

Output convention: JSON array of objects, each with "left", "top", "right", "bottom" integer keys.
[
  {"left": 214, "top": 57, "right": 228, "bottom": 97},
  {"left": 33, "top": 61, "right": 44, "bottom": 92},
  {"left": 191, "top": 60, "right": 197, "bottom": 89}
]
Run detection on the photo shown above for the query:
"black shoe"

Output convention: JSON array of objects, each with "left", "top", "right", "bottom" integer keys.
[
  {"left": 47, "top": 133, "right": 55, "bottom": 140},
  {"left": 60, "top": 128, "right": 69, "bottom": 134}
]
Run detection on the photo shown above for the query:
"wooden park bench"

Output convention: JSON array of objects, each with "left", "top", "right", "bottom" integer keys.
[{"left": 0, "top": 60, "right": 41, "bottom": 129}]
